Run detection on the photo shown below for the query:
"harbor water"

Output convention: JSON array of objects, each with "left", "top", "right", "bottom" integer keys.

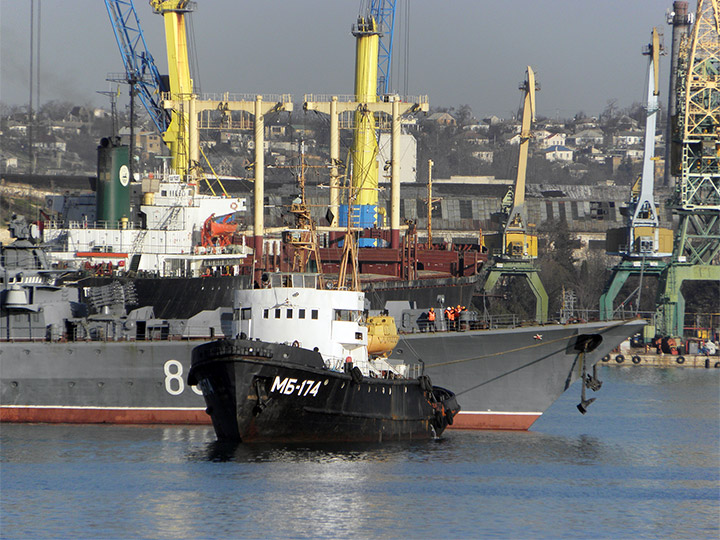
[{"left": 1, "top": 366, "right": 718, "bottom": 539}]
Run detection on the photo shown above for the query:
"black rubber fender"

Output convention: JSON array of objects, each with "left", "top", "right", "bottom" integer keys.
[
  {"left": 350, "top": 366, "right": 363, "bottom": 384},
  {"left": 615, "top": 354, "right": 625, "bottom": 364},
  {"left": 676, "top": 355, "right": 685, "bottom": 365},
  {"left": 418, "top": 375, "right": 433, "bottom": 393},
  {"left": 602, "top": 354, "right": 611, "bottom": 362},
  {"left": 715, "top": 361, "right": 720, "bottom": 369},
  {"left": 705, "top": 358, "right": 710, "bottom": 369},
  {"left": 632, "top": 355, "right": 641, "bottom": 364}
]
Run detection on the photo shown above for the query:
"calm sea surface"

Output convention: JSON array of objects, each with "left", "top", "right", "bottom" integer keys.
[{"left": 1, "top": 366, "right": 718, "bottom": 540}]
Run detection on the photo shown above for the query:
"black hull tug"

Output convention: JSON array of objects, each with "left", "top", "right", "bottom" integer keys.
[
  {"left": 187, "top": 273, "right": 459, "bottom": 443},
  {"left": 189, "top": 339, "right": 458, "bottom": 443}
]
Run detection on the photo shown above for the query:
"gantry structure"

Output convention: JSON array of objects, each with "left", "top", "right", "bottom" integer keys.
[{"left": 656, "top": 0, "right": 720, "bottom": 336}]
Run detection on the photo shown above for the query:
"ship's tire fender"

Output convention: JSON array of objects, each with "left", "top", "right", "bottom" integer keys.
[
  {"left": 418, "top": 375, "right": 433, "bottom": 393},
  {"left": 615, "top": 354, "right": 625, "bottom": 364},
  {"left": 350, "top": 366, "right": 363, "bottom": 384},
  {"left": 445, "top": 405, "right": 454, "bottom": 426},
  {"left": 715, "top": 361, "right": 720, "bottom": 369},
  {"left": 602, "top": 354, "right": 611, "bottom": 363},
  {"left": 676, "top": 356, "right": 685, "bottom": 365},
  {"left": 631, "top": 355, "right": 641, "bottom": 365}
]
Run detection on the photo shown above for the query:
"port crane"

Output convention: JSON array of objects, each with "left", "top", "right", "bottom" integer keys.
[
  {"left": 481, "top": 67, "right": 548, "bottom": 323},
  {"left": 599, "top": 28, "right": 673, "bottom": 322},
  {"left": 104, "top": 0, "right": 192, "bottom": 176},
  {"left": 653, "top": 0, "right": 720, "bottom": 338}
]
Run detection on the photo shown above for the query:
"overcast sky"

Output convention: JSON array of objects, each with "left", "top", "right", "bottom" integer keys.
[{"left": 1, "top": 0, "right": 675, "bottom": 120}]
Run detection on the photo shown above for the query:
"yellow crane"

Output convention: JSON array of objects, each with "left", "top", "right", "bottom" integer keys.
[
  {"left": 503, "top": 66, "right": 539, "bottom": 259},
  {"left": 149, "top": 0, "right": 193, "bottom": 176},
  {"left": 482, "top": 66, "right": 548, "bottom": 323}
]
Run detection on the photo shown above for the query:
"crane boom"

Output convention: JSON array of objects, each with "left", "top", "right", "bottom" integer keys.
[
  {"left": 503, "top": 66, "right": 539, "bottom": 259},
  {"left": 104, "top": 0, "right": 170, "bottom": 135},
  {"left": 631, "top": 28, "right": 663, "bottom": 230},
  {"left": 369, "top": 0, "right": 396, "bottom": 96}
]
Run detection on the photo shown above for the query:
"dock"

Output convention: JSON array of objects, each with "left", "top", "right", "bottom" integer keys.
[{"left": 603, "top": 353, "right": 720, "bottom": 369}]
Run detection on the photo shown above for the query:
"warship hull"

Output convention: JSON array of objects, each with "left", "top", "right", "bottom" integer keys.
[{"left": 0, "top": 320, "right": 643, "bottom": 429}]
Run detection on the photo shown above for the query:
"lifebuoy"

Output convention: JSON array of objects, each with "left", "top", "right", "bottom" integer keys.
[
  {"left": 602, "top": 355, "right": 611, "bottom": 362},
  {"left": 615, "top": 354, "right": 625, "bottom": 363},
  {"left": 632, "top": 355, "right": 641, "bottom": 364},
  {"left": 676, "top": 356, "right": 685, "bottom": 364},
  {"left": 230, "top": 202, "right": 238, "bottom": 210}
]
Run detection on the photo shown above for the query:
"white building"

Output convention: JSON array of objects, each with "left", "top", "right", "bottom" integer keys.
[{"left": 545, "top": 145, "right": 574, "bottom": 162}]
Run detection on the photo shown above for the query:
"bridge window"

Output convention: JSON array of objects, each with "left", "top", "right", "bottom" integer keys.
[
  {"left": 311, "top": 309, "right": 318, "bottom": 320},
  {"left": 299, "top": 309, "right": 306, "bottom": 319},
  {"left": 263, "top": 309, "right": 269, "bottom": 319},
  {"left": 241, "top": 308, "right": 251, "bottom": 320},
  {"left": 287, "top": 309, "right": 293, "bottom": 319},
  {"left": 275, "top": 308, "right": 281, "bottom": 319}
]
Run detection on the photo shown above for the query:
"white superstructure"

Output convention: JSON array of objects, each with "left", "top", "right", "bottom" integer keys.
[
  {"left": 233, "top": 273, "right": 402, "bottom": 377},
  {"left": 41, "top": 174, "right": 251, "bottom": 275}
]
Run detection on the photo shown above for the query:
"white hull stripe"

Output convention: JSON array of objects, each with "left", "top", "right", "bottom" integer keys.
[
  {"left": 2, "top": 406, "right": 541, "bottom": 416},
  {"left": 459, "top": 410, "right": 543, "bottom": 416},
  {"left": 1, "top": 405, "right": 205, "bottom": 411}
]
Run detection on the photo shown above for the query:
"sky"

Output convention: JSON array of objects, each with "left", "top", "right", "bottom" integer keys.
[{"left": 1, "top": 0, "right": 676, "bottom": 121}]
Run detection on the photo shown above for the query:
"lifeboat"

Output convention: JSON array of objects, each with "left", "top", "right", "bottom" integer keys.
[{"left": 366, "top": 315, "right": 399, "bottom": 357}]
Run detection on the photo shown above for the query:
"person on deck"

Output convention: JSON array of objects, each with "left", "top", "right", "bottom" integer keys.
[{"left": 428, "top": 307, "right": 437, "bottom": 332}]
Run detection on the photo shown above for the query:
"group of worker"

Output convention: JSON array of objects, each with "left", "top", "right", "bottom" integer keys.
[{"left": 424, "top": 305, "right": 467, "bottom": 332}]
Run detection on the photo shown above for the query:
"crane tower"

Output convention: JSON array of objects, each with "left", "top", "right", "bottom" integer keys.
[
  {"left": 481, "top": 67, "right": 549, "bottom": 324},
  {"left": 655, "top": 0, "right": 720, "bottom": 337},
  {"left": 600, "top": 28, "right": 673, "bottom": 323}
]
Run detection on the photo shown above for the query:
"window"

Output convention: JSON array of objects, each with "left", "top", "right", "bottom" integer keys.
[
  {"left": 275, "top": 309, "right": 281, "bottom": 319},
  {"left": 311, "top": 309, "right": 318, "bottom": 320},
  {"left": 299, "top": 309, "right": 306, "bottom": 319},
  {"left": 286, "top": 309, "right": 293, "bottom": 319},
  {"left": 334, "top": 309, "right": 359, "bottom": 322},
  {"left": 263, "top": 309, "right": 269, "bottom": 319},
  {"left": 241, "top": 308, "right": 252, "bottom": 320}
]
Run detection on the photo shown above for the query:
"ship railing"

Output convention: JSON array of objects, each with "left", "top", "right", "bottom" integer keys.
[
  {"left": 170, "top": 92, "right": 293, "bottom": 104},
  {"left": 303, "top": 93, "right": 429, "bottom": 104},
  {"left": 61, "top": 220, "right": 143, "bottom": 230}
]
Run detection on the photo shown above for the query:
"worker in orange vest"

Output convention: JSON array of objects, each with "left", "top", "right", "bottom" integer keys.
[
  {"left": 427, "top": 307, "right": 437, "bottom": 332},
  {"left": 446, "top": 306, "right": 456, "bottom": 331}
]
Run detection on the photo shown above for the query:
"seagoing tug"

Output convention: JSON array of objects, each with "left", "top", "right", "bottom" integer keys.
[{"left": 188, "top": 271, "right": 459, "bottom": 442}]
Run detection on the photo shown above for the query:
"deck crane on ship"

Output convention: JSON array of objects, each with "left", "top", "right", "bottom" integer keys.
[
  {"left": 600, "top": 28, "right": 674, "bottom": 324},
  {"left": 481, "top": 67, "right": 549, "bottom": 324}
]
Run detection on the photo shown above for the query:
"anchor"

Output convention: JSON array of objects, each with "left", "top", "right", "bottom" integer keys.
[
  {"left": 585, "top": 363, "right": 603, "bottom": 392},
  {"left": 573, "top": 334, "right": 603, "bottom": 414},
  {"left": 252, "top": 377, "right": 271, "bottom": 416}
]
